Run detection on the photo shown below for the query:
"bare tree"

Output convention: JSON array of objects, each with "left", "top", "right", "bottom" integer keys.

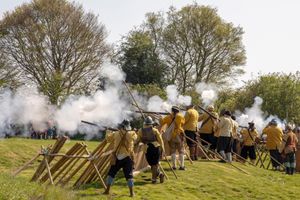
[{"left": 0, "top": 0, "right": 110, "bottom": 104}]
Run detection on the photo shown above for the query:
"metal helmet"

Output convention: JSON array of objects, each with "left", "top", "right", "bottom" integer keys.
[
  {"left": 270, "top": 119, "right": 278, "bottom": 126},
  {"left": 171, "top": 105, "right": 180, "bottom": 113},
  {"left": 144, "top": 116, "right": 154, "bottom": 125},
  {"left": 119, "top": 119, "right": 132, "bottom": 131}
]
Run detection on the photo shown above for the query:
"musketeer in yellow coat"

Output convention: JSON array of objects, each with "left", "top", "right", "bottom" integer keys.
[
  {"left": 136, "top": 116, "right": 165, "bottom": 184},
  {"left": 262, "top": 119, "right": 283, "bottom": 170},
  {"left": 104, "top": 120, "right": 137, "bottom": 197},
  {"left": 240, "top": 122, "right": 258, "bottom": 164},
  {"left": 183, "top": 104, "right": 199, "bottom": 160},
  {"left": 198, "top": 105, "right": 219, "bottom": 151},
  {"left": 160, "top": 106, "right": 185, "bottom": 170}
]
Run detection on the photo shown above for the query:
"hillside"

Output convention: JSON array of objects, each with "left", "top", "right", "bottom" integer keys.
[{"left": 0, "top": 138, "right": 299, "bottom": 200}]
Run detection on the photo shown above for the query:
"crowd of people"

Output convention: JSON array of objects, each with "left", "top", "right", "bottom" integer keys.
[{"left": 103, "top": 104, "right": 300, "bottom": 197}]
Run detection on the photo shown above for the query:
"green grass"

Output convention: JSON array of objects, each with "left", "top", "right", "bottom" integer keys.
[{"left": 0, "top": 138, "right": 300, "bottom": 200}]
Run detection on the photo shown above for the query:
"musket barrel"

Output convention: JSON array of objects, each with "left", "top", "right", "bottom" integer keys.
[{"left": 197, "top": 105, "right": 218, "bottom": 120}]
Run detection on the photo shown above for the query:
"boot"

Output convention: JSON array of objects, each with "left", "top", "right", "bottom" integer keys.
[
  {"left": 290, "top": 168, "right": 295, "bottom": 175},
  {"left": 129, "top": 186, "right": 134, "bottom": 197},
  {"left": 127, "top": 179, "right": 134, "bottom": 197},
  {"left": 189, "top": 147, "right": 195, "bottom": 161},
  {"left": 285, "top": 167, "right": 290, "bottom": 174},
  {"left": 219, "top": 150, "right": 226, "bottom": 160},
  {"left": 151, "top": 165, "right": 159, "bottom": 183},
  {"left": 194, "top": 146, "right": 198, "bottom": 160},
  {"left": 103, "top": 185, "right": 111, "bottom": 195},
  {"left": 226, "top": 152, "right": 232, "bottom": 163},
  {"left": 179, "top": 154, "right": 185, "bottom": 170},
  {"left": 171, "top": 153, "right": 177, "bottom": 169}
]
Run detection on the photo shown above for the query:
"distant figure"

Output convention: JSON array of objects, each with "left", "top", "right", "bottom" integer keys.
[
  {"left": 295, "top": 127, "right": 300, "bottom": 172},
  {"left": 280, "top": 125, "right": 298, "bottom": 175},
  {"left": 136, "top": 116, "right": 165, "bottom": 184},
  {"left": 262, "top": 119, "right": 283, "bottom": 170},
  {"left": 183, "top": 104, "right": 199, "bottom": 160},
  {"left": 160, "top": 106, "right": 186, "bottom": 170},
  {"left": 104, "top": 120, "right": 137, "bottom": 197},
  {"left": 217, "top": 110, "right": 233, "bottom": 162},
  {"left": 240, "top": 122, "right": 258, "bottom": 164}
]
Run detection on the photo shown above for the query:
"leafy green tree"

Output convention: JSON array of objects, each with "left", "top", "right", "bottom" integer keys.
[
  {"left": 0, "top": 0, "right": 110, "bottom": 104},
  {"left": 115, "top": 30, "right": 166, "bottom": 86},
  {"left": 217, "top": 73, "right": 300, "bottom": 124}
]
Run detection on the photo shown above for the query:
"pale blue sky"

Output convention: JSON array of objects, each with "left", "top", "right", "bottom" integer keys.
[{"left": 1, "top": 0, "right": 300, "bottom": 85}]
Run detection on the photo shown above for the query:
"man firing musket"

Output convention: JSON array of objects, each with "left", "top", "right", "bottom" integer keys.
[
  {"left": 136, "top": 116, "right": 165, "bottom": 184},
  {"left": 240, "top": 122, "right": 259, "bottom": 164},
  {"left": 198, "top": 105, "right": 219, "bottom": 153}
]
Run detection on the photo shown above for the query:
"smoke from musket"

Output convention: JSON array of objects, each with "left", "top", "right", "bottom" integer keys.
[
  {"left": 235, "top": 96, "right": 285, "bottom": 134},
  {"left": 147, "top": 84, "right": 191, "bottom": 112},
  {"left": 0, "top": 86, "right": 52, "bottom": 137},
  {"left": 195, "top": 82, "right": 218, "bottom": 107},
  {"left": 55, "top": 64, "right": 132, "bottom": 136}
]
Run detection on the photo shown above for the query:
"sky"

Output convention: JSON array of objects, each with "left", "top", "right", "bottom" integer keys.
[{"left": 1, "top": 0, "right": 300, "bottom": 86}]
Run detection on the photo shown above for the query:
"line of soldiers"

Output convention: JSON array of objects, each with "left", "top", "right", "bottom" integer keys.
[{"left": 102, "top": 104, "right": 300, "bottom": 197}]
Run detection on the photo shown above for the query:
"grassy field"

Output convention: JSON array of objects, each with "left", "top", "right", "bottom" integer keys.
[{"left": 0, "top": 138, "right": 300, "bottom": 200}]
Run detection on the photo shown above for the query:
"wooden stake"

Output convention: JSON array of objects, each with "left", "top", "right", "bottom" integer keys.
[
  {"left": 44, "top": 156, "right": 54, "bottom": 185},
  {"left": 158, "top": 163, "right": 169, "bottom": 180},
  {"left": 163, "top": 153, "right": 178, "bottom": 179},
  {"left": 13, "top": 154, "right": 40, "bottom": 176},
  {"left": 184, "top": 134, "right": 210, "bottom": 160},
  {"left": 84, "top": 147, "right": 107, "bottom": 189}
]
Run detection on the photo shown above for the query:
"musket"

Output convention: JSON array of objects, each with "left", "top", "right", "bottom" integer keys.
[
  {"left": 197, "top": 105, "right": 218, "bottom": 120},
  {"left": 134, "top": 110, "right": 169, "bottom": 115},
  {"left": 81, "top": 120, "right": 119, "bottom": 131}
]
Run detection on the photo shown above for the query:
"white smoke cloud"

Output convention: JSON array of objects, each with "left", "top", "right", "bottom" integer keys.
[
  {"left": 55, "top": 64, "right": 131, "bottom": 135},
  {"left": 195, "top": 82, "right": 218, "bottom": 107},
  {"left": 147, "top": 84, "right": 191, "bottom": 113},
  {"left": 0, "top": 86, "right": 52, "bottom": 137},
  {"left": 235, "top": 96, "right": 285, "bottom": 134}
]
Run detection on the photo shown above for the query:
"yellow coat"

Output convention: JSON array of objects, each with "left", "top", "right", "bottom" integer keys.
[
  {"left": 262, "top": 125, "right": 283, "bottom": 150},
  {"left": 241, "top": 128, "right": 258, "bottom": 146},
  {"left": 198, "top": 112, "right": 219, "bottom": 134},
  {"left": 160, "top": 113, "right": 185, "bottom": 139},
  {"left": 106, "top": 130, "right": 137, "bottom": 157},
  {"left": 137, "top": 126, "right": 165, "bottom": 152},
  {"left": 183, "top": 108, "right": 199, "bottom": 131}
]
